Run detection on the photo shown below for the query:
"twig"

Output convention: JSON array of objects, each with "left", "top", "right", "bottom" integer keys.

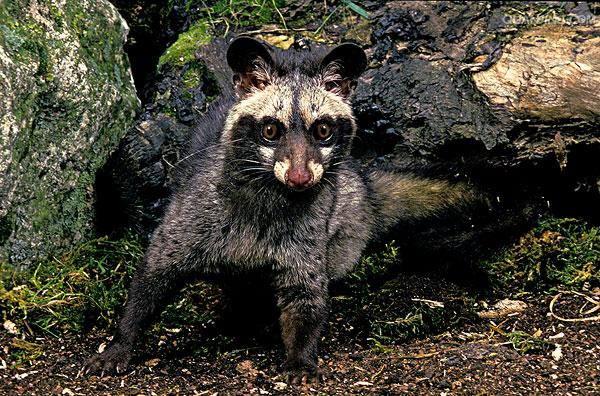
[
  {"left": 370, "top": 364, "right": 386, "bottom": 381},
  {"left": 411, "top": 298, "right": 444, "bottom": 308},
  {"left": 549, "top": 290, "right": 600, "bottom": 322},
  {"left": 314, "top": 6, "right": 339, "bottom": 35},
  {"left": 390, "top": 351, "right": 441, "bottom": 359},
  {"left": 241, "top": 27, "right": 311, "bottom": 35},
  {"left": 271, "top": 0, "right": 288, "bottom": 31}
]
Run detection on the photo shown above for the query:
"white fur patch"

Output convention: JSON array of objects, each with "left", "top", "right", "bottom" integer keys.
[
  {"left": 223, "top": 81, "right": 294, "bottom": 140},
  {"left": 320, "top": 146, "right": 334, "bottom": 160},
  {"left": 274, "top": 157, "right": 290, "bottom": 184},
  {"left": 259, "top": 146, "right": 275, "bottom": 161},
  {"left": 298, "top": 85, "right": 354, "bottom": 127},
  {"left": 308, "top": 160, "right": 324, "bottom": 183}
]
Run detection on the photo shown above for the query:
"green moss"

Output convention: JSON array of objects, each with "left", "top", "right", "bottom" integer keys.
[
  {"left": 0, "top": 232, "right": 221, "bottom": 344},
  {"left": 0, "top": 233, "right": 144, "bottom": 337},
  {"left": 0, "top": 0, "right": 139, "bottom": 264},
  {"left": 345, "top": 241, "right": 403, "bottom": 293},
  {"left": 490, "top": 326, "right": 554, "bottom": 355},
  {"left": 158, "top": 20, "right": 212, "bottom": 68},
  {"left": 0, "top": 16, "right": 43, "bottom": 68},
  {"left": 9, "top": 339, "right": 44, "bottom": 367},
  {"left": 333, "top": 216, "right": 599, "bottom": 348},
  {"left": 485, "top": 217, "right": 600, "bottom": 295},
  {"left": 504, "top": 330, "right": 553, "bottom": 355},
  {"left": 0, "top": 212, "right": 15, "bottom": 246},
  {"left": 157, "top": 0, "right": 298, "bottom": 70},
  {"left": 157, "top": 0, "right": 371, "bottom": 70},
  {"left": 48, "top": 4, "right": 65, "bottom": 26},
  {"left": 210, "top": 0, "right": 285, "bottom": 28},
  {"left": 343, "top": 17, "right": 372, "bottom": 45},
  {"left": 0, "top": 24, "right": 26, "bottom": 52},
  {"left": 162, "top": 105, "right": 177, "bottom": 118},
  {"left": 182, "top": 62, "right": 203, "bottom": 89},
  {"left": 367, "top": 290, "right": 476, "bottom": 346}
]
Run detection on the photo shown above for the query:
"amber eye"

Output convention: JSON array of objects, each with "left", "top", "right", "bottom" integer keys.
[
  {"left": 314, "top": 123, "right": 333, "bottom": 141},
  {"left": 262, "top": 123, "right": 280, "bottom": 141}
]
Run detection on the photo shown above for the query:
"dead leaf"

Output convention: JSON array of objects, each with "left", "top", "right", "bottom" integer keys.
[
  {"left": 236, "top": 360, "right": 258, "bottom": 378},
  {"left": 3, "top": 320, "right": 19, "bottom": 335},
  {"left": 145, "top": 358, "right": 160, "bottom": 367},
  {"left": 478, "top": 299, "right": 528, "bottom": 319}
]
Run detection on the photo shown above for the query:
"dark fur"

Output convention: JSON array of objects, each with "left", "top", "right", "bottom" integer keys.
[{"left": 85, "top": 38, "right": 489, "bottom": 380}]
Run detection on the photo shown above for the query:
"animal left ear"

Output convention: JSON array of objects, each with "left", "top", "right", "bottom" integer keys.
[{"left": 319, "top": 43, "right": 367, "bottom": 99}]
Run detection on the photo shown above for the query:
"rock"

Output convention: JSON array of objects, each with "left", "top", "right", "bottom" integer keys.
[
  {"left": 0, "top": 0, "right": 139, "bottom": 265},
  {"left": 100, "top": 1, "right": 600, "bottom": 238},
  {"left": 551, "top": 344, "right": 563, "bottom": 361},
  {"left": 235, "top": 359, "right": 259, "bottom": 378},
  {"left": 110, "top": 0, "right": 207, "bottom": 99},
  {"left": 95, "top": 15, "right": 219, "bottom": 236},
  {"left": 273, "top": 382, "right": 287, "bottom": 391},
  {"left": 144, "top": 358, "right": 161, "bottom": 367},
  {"left": 353, "top": 2, "right": 600, "bottom": 220}
]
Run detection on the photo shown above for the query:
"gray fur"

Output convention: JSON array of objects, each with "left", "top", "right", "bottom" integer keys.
[{"left": 85, "top": 38, "right": 486, "bottom": 380}]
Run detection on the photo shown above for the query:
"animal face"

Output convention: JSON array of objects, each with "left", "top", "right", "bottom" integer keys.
[{"left": 223, "top": 37, "right": 367, "bottom": 192}]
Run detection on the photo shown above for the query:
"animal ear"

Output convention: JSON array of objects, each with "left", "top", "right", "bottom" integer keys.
[
  {"left": 227, "top": 36, "right": 274, "bottom": 95},
  {"left": 320, "top": 43, "right": 367, "bottom": 99}
]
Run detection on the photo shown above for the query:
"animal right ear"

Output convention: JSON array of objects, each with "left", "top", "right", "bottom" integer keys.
[{"left": 227, "top": 36, "right": 274, "bottom": 95}]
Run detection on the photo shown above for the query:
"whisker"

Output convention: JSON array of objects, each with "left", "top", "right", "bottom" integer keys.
[
  {"left": 247, "top": 175, "right": 268, "bottom": 185},
  {"left": 229, "top": 158, "right": 272, "bottom": 167},
  {"left": 175, "top": 146, "right": 232, "bottom": 166},
  {"left": 330, "top": 160, "right": 351, "bottom": 167},
  {"left": 255, "top": 180, "right": 273, "bottom": 197},
  {"left": 238, "top": 167, "right": 271, "bottom": 172},
  {"left": 323, "top": 178, "right": 336, "bottom": 190},
  {"left": 231, "top": 158, "right": 269, "bottom": 164},
  {"left": 174, "top": 139, "right": 248, "bottom": 166}
]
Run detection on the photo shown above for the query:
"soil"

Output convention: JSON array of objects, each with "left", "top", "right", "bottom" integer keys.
[{"left": 2, "top": 278, "right": 598, "bottom": 395}]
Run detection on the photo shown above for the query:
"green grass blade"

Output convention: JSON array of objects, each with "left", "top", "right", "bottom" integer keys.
[{"left": 341, "top": 0, "right": 369, "bottom": 19}]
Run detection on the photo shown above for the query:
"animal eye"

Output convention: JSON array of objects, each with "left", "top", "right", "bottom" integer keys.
[
  {"left": 314, "top": 123, "right": 333, "bottom": 141},
  {"left": 262, "top": 123, "right": 280, "bottom": 141}
]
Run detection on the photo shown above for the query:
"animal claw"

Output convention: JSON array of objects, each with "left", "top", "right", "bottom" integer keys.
[{"left": 284, "top": 367, "right": 320, "bottom": 385}]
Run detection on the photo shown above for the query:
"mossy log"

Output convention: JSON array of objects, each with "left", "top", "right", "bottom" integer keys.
[{"left": 472, "top": 23, "right": 600, "bottom": 122}]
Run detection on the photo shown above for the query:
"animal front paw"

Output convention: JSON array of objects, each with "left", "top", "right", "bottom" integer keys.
[
  {"left": 84, "top": 342, "right": 133, "bottom": 376},
  {"left": 283, "top": 359, "right": 321, "bottom": 385}
]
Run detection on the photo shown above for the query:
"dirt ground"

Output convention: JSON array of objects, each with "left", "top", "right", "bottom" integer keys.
[{"left": 2, "top": 279, "right": 598, "bottom": 395}]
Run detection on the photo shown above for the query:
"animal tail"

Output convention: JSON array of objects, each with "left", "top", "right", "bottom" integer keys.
[
  {"left": 367, "top": 169, "right": 491, "bottom": 234},
  {"left": 366, "top": 166, "right": 544, "bottom": 274}
]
